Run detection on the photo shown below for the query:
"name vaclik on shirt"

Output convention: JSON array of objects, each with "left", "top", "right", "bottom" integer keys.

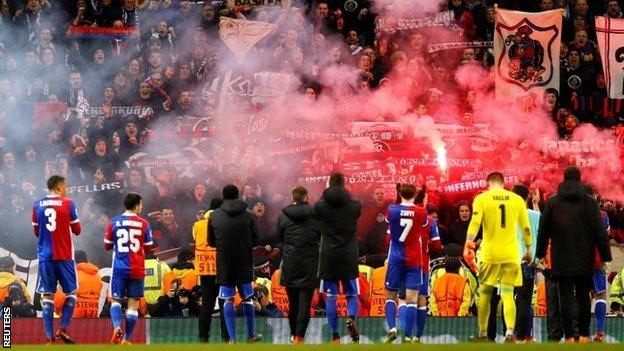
[{"left": 2, "top": 306, "right": 10, "bottom": 348}]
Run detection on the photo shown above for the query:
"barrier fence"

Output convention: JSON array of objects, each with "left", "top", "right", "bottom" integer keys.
[{"left": 10, "top": 317, "right": 624, "bottom": 344}]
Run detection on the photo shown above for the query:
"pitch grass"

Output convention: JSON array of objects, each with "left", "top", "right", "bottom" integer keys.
[{"left": 10, "top": 344, "right": 623, "bottom": 351}]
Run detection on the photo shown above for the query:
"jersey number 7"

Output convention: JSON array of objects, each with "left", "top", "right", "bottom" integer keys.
[
  {"left": 116, "top": 229, "right": 141, "bottom": 253},
  {"left": 399, "top": 218, "right": 413, "bottom": 242}
]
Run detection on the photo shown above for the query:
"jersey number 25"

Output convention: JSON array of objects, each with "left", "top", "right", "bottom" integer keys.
[{"left": 116, "top": 229, "right": 141, "bottom": 253}]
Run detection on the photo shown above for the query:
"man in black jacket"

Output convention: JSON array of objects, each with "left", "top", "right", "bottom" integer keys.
[
  {"left": 209, "top": 184, "right": 262, "bottom": 343},
  {"left": 277, "top": 186, "right": 321, "bottom": 344},
  {"left": 315, "top": 173, "right": 362, "bottom": 343},
  {"left": 536, "top": 166, "right": 612, "bottom": 343}
]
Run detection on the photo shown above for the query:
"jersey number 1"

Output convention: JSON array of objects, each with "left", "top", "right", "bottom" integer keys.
[
  {"left": 499, "top": 204, "right": 506, "bottom": 228},
  {"left": 116, "top": 229, "right": 141, "bottom": 253}
]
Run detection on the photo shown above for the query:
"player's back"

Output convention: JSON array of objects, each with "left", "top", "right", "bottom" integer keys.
[
  {"left": 421, "top": 215, "right": 441, "bottom": 273},
  {"left": 106, "top": 214, "right": 153, "bottom": 279},
  {"left": 387, "top": 204, "right": 426, "bottom": 268},
  {"left": 32, "top": 195, "right": 79, "bottom": 261},
  {"left": 472, "top": 188, "right": 527, "bottom": 263}
]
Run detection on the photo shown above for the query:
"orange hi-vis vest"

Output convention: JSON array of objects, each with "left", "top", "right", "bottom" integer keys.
[
  {"left": 432, "top": 273, "right": 468, "bottom": 317},
  {"left": 271, "top": 269, "right": 289, "bottom": 316},
  {"left": 193, "top": 210, "right": 217, "bottom": 276},
  {"left": 369, "top": 266, "right": 387, "bottom": 317},
  {"left": 54, "top": 262, "right": 103, "bottom": 318}
]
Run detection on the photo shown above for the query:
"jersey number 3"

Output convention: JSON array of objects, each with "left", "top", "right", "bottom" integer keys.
[
  {"left": 44, "top": 208, "right": 57, "bottom": 232},
  {"left": 116, "top": 229, "right": 141, "bottom": 253}
]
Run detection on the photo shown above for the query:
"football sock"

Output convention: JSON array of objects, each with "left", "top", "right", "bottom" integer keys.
[
  {"left": 478, "top": 285, "right": 494, "bottom": 337},
  {"left": 416, "top": 306, "right": 427, "bottom": 338},
  {"left": 242, "top": 300, "right": 256, "bottom": 338},
  {"left": 42, "top": 299, "right": 55, "bottom": 340},
  {"left": 346, "top": 295, "right": 358, "bottom": 319},
  {"left": 404, "top": 304, "right": 417, "bottom": 337},
  {"left": 501, "top": 286, "right": 516, "bottom": 332},
  {"left": 595, "top": 299, "right": 607, "bottom": 333},
  {"left": 385, "top": 300, "right": 397, "bottom": 329},
  {"left": 223, "top": 300, "right": 236, "bottom": 341},
  {"left": 125, "top": 310, "right": 138, "bottom": 341},
  {"left": 110, "top": 302, "right": 122, "bottom": 330},
  {"left": 326, "top": 295, "right": 339, "bottom": 334},
  {"left": 60, "top": 294, "right": 76, "bottom": 329},
  {"left": 398, "top": 303, "right": 407, "bottom": 330}
]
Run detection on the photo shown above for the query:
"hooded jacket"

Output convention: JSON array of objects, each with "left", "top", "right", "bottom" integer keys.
[
  {"left": 536, "top": 180, "right": 612, "bottom": 277},
  {"left": 314, "top": 186, "right": 362, "bottom": 280},
  {"left": 277, "top": 203, "right": 321, "bottom": 288},
  {"left": 209, "top": 199, "right": 259, "bottom": 285}
]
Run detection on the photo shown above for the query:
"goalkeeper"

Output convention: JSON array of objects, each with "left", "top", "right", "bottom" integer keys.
[{"left": 464, "top": 172, "right": 532, "bottom": 343}]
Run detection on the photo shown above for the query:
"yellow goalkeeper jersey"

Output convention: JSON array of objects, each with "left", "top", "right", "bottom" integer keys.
[{"left": 467, "top": 187, "right": 531, "bottom": 264}]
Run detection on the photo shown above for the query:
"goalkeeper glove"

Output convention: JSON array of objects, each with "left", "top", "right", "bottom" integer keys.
[{"left": 463, "top": 240, "right": 478, "bottom": 273}]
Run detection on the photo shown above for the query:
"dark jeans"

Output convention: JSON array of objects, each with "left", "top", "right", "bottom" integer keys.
[
  {"left": 514, "top": 263, "right": 535, "bottom": 339},
  {"left": 545, "top": 271, "right": 563, "bottom": 341},
  {"left": 199, "top": 275, "right": 228, "bottom": 342},
  {"left": 558, "top": 275, "right": 592, "bottom": 339},
  {"left": 285, "top": 287, "right": 314, "bottom": 339}
]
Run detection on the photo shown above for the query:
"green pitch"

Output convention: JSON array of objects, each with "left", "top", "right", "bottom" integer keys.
[{"left": 10, "top": 344, "right": 623, "bottom": 351}]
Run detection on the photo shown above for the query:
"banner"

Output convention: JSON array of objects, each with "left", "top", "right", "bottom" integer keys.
[
  {"left": 219, "top": 17, "right": 276, "bottom": 63},
  {"left": 201, "top": 69, "right": 297, "bottom": 113},
  {"left": 494, "top": 8, "right": 562, "bottom": 100},
  {"left": 226, "top": 0, "right": 281, "bottom": 11},
  {"left": 68, "top": 181, "right": 123, "bottom": 195},
  {"left": 596, "top": 16, "right": 624, "bottom": 98},
  {"left": 67, "top": 26, "right": 140, "bottom": 40},
  {"left": 427, "top": 41, "right": 493, "bottom": 53},
  {"left": 375, "top": 10, "right": 461, "bottom": 35}
]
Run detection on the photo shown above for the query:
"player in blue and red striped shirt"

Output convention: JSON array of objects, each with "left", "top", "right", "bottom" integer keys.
[
  {"left": 384, "top": 183, "right": 427, "bottom": 343},
  {"left": 32, "top": 175, "right": 81, "bottom": 344},
  {"left": 104, "top": 193, "right": 153, "bottom": 345}
]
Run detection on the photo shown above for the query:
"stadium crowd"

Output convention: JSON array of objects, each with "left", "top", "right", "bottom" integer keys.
[{"left": 1, "top": 0, "right": 624, "bottom": 344}]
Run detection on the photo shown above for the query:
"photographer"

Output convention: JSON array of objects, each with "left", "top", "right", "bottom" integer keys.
[
  {"left": 236, "top": 285, "right": 282, "bottom": 318},
  {"left": 0, "top": 256, "right": 36, "bottom": 317},
  {"left": 150, "top": 278, "right": 200, "bottom": 317}
]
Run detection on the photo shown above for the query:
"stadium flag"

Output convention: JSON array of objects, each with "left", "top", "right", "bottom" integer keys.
[
  {"left": 494, "top": 7, "right": 563, "bottom": 100},
  {"left": 596, "top": 16, "right": 624, "bottom": 99},
  {"left": 219, "top": 17, "right": 275, "bottom": 63}
]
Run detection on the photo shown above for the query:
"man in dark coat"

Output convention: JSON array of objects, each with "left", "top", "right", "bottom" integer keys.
[
  {"left": 536, "top": 166, "right": 612, "bottom": 343},
  {"left": 209, "top": 185, "right": 261, "bottom": 343},
  {"left": 277, "top": 186, "right": 321, "bottom": 344},
  {"left": 314, "top": 173, "right": 362, "bottom": 343}
]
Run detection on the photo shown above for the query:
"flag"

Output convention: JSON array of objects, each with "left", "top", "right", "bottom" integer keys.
[
  {"left": 596, "top": 17, "right": 624, "bottom": 99},
  {"left": 494, "top": 8, "right": 562, "bottom": 100},
  {"left": 219, "top": 17, "right": 275, "bottom": 63}
]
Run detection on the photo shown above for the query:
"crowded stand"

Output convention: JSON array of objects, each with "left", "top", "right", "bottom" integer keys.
[{"left": 1, "top": 0, "right": 624, "bottom": 345}]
